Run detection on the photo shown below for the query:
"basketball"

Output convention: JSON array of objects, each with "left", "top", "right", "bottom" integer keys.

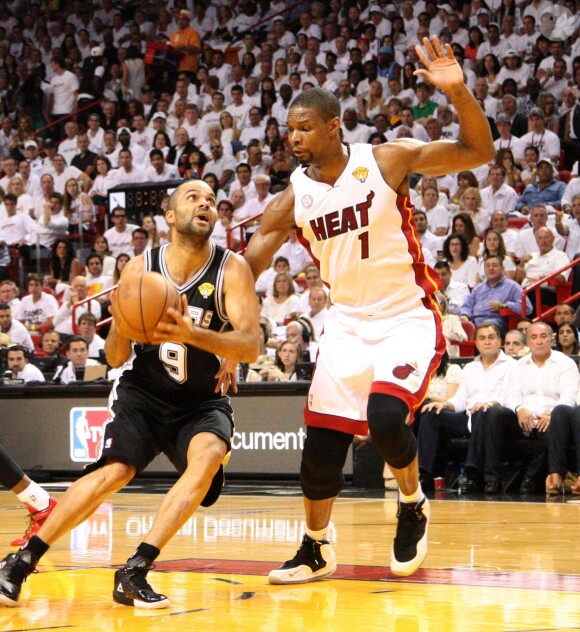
[{"left": 112, "top": 271, "right": 182, "bottom": 343}]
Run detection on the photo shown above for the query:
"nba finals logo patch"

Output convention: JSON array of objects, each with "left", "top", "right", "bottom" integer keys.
[
  {"left": 70, "top": 407, "right": 109, "bottom": 462},
  {"left": 198, "top": 282, "right": 215, "bottom": 299},
  {"left": 352, "top": 167, "right": 369, "bottom": 183},
  {"left": 392, "top": 362, "right": 420, "bottom": 380},
  {"left": 302, "top": 194, "right": 313, "bottom": 208}
]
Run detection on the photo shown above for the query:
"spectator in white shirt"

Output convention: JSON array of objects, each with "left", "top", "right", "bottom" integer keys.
[
  {"left": 103, "top": 207, "right": 140, "bottom": 258},
  {"left": 302, "top": 286, "right": 328, "bottom": 340},
  {"left": 491, "top": 321, "right": 579, "bottom": 493},
  {"left": 50, "top": 154, "right": 90, "bottom": 195},
  {"left": 17, "top": 273, "right": 59, "bottom": 331},
  {"left": 341, "top": 108, "right": 372, "bottom": 144},
  {"left": 53, "top": 276, "right": 102, "bottom": 337},
  {"left": 0, "top": 303, "right": 34, "bottom": 352},
  {"left": 143, "top": 149, "right": 180, "bottom": 182},
  {"left": 275, "top": 229, "right": 314, "bottom": 278},
  {"left": 33, "top": 192, "right": 69, "bottom": 251},
  {"left": 480, "top": 165, "right": 519, "bottom": 215},
  {"left": 108, "top": 149, "right": 146, "bottom": 187},
  {"left": 78, "top": 312, "right": 106, "bottom": 359},
  {"left": 5, "top": 345, "right": 44, "bottom": 383},
  {"left": 53, "top": 335, "right": 101, "bottom": 384}
]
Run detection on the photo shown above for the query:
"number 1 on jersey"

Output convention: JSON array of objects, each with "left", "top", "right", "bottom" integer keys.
[{"left": 358, "top": 231, "right": 369, "bottom": 260}]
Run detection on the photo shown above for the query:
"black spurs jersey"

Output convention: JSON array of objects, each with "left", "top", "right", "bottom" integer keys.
[{"left": 116, "top": 243, "right": 232, "bottom": 405}]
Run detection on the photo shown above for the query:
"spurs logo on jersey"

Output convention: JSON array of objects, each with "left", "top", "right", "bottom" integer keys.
[{"left": 309, "top": 191, "right": 374, "bottom": 242}]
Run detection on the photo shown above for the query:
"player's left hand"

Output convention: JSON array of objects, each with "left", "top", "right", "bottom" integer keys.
[
  {"left": 152, "top": 295, "right": 195, "bottom": 345},
  {"left": 215, "top": 358, "right": 238, "bottom": 395},
  {"left": 414, "top": 36, "right": 464, "bottom": 93}
]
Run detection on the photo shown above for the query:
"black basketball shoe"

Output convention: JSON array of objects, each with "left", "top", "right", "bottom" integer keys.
[
  {"left": 268, "top": 534, "right": 337, "bottom": 585},
  {"left": 0, "top": 550, "right": 38, "bottom": 607},
  {"left": 113, "top": 555, "right": 169, "bottom": 609},
  {"left": 391, "top": 496, "right": 430, "bottom": 577}
]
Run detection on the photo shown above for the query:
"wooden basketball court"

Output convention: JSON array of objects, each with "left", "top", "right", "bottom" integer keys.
[{"left": 1, "top": 487, "right": 579, "bottom": 631}]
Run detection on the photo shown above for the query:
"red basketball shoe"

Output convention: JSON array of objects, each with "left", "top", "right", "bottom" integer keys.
[{"left": 10, "top": 497, "right": 58, "bottom": 547}]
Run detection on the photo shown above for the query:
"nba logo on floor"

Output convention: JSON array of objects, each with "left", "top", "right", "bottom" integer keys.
[{"left": 70, "top": 407, "right": 109, "bottom": 462}]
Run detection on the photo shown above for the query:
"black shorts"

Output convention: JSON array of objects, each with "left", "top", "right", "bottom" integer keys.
[{"left": 85, "top": 381, "right": 234, "bottom": 476}]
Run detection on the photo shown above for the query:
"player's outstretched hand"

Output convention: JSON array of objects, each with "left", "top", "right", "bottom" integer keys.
[
  {"left": 413, "top": 36, "right": 464, "bottom": 93},
  {"left": 215, "top": 358, "right": 238, "bottom": 395},
  {"left": 152, "top": 294, "right": 194, "bottom": 345}
]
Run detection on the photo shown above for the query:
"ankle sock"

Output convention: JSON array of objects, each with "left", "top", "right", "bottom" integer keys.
[
  {"left": 23, "top": 535, "right": 49, "bottom": 560},
  {"left": 17, "top": 483, "right": 50, "bottom": 512}
]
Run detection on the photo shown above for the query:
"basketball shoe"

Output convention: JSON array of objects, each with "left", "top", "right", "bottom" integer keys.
[
  {"left": 0, "top": 549, "right": 38, "bottom": 607},
  {"left": 268, "top": 534, "right": 337, "bottom": 585},
  {"left": 11, "top": 497, "right": 58, "bottom": 547},
  {"left": 113, "top": 554, "right": 170, "bottom": 609},
  {"left": 390, "top": 496, "right": 430, "bottom": 577}
]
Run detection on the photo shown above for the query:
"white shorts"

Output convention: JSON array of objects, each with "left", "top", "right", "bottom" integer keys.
[{"left": 305, "top": 301, "right": 444, "bottom": 436}]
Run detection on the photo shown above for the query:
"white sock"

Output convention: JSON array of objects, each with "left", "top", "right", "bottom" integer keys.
[
  {"left": 16, "top": 483, "right": 50, "bottom": 512},
  {"left": 399, "top": 484, "right": 424, "bottom": 504},
  {"left": 305, "top": 527, "right": 327, "bottom": 541}
]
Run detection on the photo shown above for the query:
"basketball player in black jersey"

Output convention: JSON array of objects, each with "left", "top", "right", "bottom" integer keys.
[{"left": 0, "top": 180, "right": 261, "bottom": 609}]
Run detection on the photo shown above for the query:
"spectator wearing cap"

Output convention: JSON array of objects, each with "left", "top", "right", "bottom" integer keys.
[
  {"left": 23, "top": 141, "right": 44, "bottom": 178},
  {"left": 519, "top": 108, "right": 561, "bottom": 165},
  {"left": 437, "top": 105, "right": 459, "bottom": 140},
  {"left": 368, "top": 5, "right": 390, "bottom": 40},
  {"left": 496, "top": 50, "right": 532, "bottom": 92},
  {"left": 494, "top": 114, "right": 525, "bottom": 160},
  {"left": 516, "top": 161, "right": 567, "bottom": 214},
  {"left": 169, "top": 10, "right": 202, "bottom": 77},
  {"left": 500, "top": 94, "right": 528, "bottom": 139}
]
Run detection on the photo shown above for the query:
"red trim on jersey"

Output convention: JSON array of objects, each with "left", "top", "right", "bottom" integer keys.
[
  {"left": 396, "top": 195, "right": 443, "bottom": 296},
  {"left": 305, "top": 405, "right": 368, "bottom": 435}
]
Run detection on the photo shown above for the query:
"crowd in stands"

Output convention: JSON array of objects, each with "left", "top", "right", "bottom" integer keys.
[{"left": 0, "top": 0, "right": 580, "bottom": 494}]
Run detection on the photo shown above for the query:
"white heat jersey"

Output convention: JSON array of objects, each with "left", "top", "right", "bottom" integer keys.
[{"left": 292, "top": 143, "right": 441, "bottom": 318}]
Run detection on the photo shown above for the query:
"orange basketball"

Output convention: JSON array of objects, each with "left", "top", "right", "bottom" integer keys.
[{"left": 113, "top": 271, "right": 181, "bottom": 344}]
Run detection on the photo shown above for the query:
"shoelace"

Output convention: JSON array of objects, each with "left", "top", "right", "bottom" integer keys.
[
  {"left": 126, "top": 564, "right": 156, "bottom": 592},
  {"left": 395, "top": 502, "right": 426, "bottom": 546}
]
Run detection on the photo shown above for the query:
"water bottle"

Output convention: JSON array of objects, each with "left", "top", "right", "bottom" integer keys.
[{"left": 457, "top": 468, "right": 467, "bottom": 493}]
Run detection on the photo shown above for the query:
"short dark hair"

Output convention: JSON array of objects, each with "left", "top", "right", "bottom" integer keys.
[
  {"left": 149, "top": 148, "right": 164, "bottom": 160},
  {"left": 67, "top": 335, "right": 88, "bottom": 349},
  {"left": 78, "top": 312, "right": 97, "bottom": 326},
  {"left": 290, "top": 87, "right": 341, "bottom": 121}
]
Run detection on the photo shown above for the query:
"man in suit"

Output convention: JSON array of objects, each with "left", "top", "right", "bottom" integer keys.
[{"left": 559, "top": 93, "right": 580, "bottom": 171}]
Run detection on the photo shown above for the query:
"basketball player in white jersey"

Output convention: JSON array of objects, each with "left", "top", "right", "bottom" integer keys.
[{"left": 244, "top": 36, "right": 495, "bottom": 583}]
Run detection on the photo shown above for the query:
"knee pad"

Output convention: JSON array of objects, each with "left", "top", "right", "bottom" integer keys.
[
  {"left": 367, "top": 393, "right": 417, "bottom": 469},
  {"left": 300, "top": 427, "right": 352, "bottom": 500}
]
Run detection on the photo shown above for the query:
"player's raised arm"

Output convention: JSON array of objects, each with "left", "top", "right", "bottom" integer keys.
[
  {"left": 243, "top": 185, "right": 296, "bottom": 280},
  {"left": 377, "top": 36, "right": 495, "bottom": 182}
]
